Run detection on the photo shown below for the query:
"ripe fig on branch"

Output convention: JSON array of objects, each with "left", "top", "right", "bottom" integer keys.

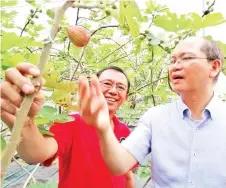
[{"left": 66, "top": 25, "right": 91, "bottom": 47}]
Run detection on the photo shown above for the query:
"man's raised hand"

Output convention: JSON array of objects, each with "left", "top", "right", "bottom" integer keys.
[{"left": 78, "top": 75, "right": 111, "bottom": 133}]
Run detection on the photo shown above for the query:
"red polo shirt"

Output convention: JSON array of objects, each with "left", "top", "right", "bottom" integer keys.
[{"left": 43, "top": 114, "right": 130, "bottom": 188}]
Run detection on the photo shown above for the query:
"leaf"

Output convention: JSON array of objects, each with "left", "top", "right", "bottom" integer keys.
[
  {"left": 140, "top": 171, "right": 150, "bottom": 179},
  {"left": 51, "top": 90, "right": 72, "bottom": 106},
  {"left": 2, "top": 53, "right": 25, "bottom": 68},
  {"left": 54, "top": 80, "right": 78, "bottom": 92},
  {"left": 54, "top": 113, "right": 75, "bottom": 123},
  {"left": 118, "top": 1, "right": 126, "bottom": 27},
  {"left": 1, "top": 31, "right": 23, "bottom": 51},
  {"left": 202, "top": 13, "right": 226, "bottom": 28},
  {"left": 117, "top": 0, "right": 143, "bottom": 37},
  {"left": 126, "top": 16, "right": 140, "bottom": 37},
  {"left": 38, "top": 126, "right": 54, "bottom": 137},
  {"left": 1, "top": 0, "right": 18, "bottom": 7},
  {"left": 28, "top": 53, "right": 40, "bottom": 65},
  {"left": 43, "top": 70, "right": 60, "bottom": 88},
  {"left": 1, "top": 31, "right": 41, "bottom": 52},
  {"left": 35, "top": 116, "right": 51, "bottom": 125},
  {"left": 1, "top": 136, "right": 6, "bottom": 152},
  {"left": 39, "top": 106, "right": 58, "bottom": 118},
  {"left": 46, "top": 9, "right": 55, "bottom": 19}
]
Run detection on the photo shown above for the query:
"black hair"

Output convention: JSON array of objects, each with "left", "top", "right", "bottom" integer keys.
[{"left": 96, "top": 65, "right": 130, "bottom": 93}]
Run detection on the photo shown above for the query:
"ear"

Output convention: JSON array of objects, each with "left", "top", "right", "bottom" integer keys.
[
  {"left": 125, "top": 93, "right": 128, "bottom": 100},
  {"left": 209, "top": 59, "right": 222, "bottom": 79}
]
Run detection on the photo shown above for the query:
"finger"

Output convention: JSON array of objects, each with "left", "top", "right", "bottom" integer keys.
[
  {"left": 90, "top": 75, "right": 102, "bottom": 97},
  {"left": 40, "top": 77, "right": 46, "bottom": 86},
  {"left": 0, "top": 98, "right": 17, "bottom": 115},
  {"left": 28, "top": 91, "right": 45, "bottom": 117},
  {"left": 5, "top": 68, "right": 35, "bottom": 94},
  {"left": 0, "top": 109, "right": 16, "bottom": 129},
  {"left": 1, "top": 82, "right": 23, "bottom": 107},
  {"left": 78, "top": 75, "right": 90, "bottom": 104},
  {"left": 78, "top": 75, "right": 92, "bottom": 116},
  {"left": 16, "top": 62, "right": 40, "bottom": 77}
]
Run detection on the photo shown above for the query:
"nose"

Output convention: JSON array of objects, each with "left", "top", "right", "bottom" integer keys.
[
  {"left": 108, "top": 85, "right": 118, "bottom": 95},
  {"left": 171, "top": 60, "right": 183, "bottom": 71}
]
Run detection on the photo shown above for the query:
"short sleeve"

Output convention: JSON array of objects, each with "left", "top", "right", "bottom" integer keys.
[
  {"left": 42, "top": 115, "right": 78, "bottom": 166},
  {"left": 121, "top": 110, "right": 152, "bottom": 164},
  {"left": 122, "top": 125, "right": 131, "bottom": 137}
]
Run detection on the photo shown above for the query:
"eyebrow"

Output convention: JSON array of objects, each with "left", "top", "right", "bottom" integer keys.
[
  {"left": 100, "top": 79, "right": 127, "bottom": 86},
  {"left": 171, "top": 52, "right": 196, "bottom": 58}
]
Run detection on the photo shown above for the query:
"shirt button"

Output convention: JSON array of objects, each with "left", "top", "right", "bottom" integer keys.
[{"left": 193, "top": 153, "right": 196, "bottom": 157}]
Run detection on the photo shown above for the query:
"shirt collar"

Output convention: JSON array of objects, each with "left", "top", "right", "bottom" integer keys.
[
  {"left": 177, "top": 97, "right": 189, "bottom": 119},
  {"left": 204, "top": 92, "right": 222, "bottom": 119},
  {"left": 176, "top": 92, "right": 221, "bottom": 120}
]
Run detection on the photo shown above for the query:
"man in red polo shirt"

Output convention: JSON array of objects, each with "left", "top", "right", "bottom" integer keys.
[{"left": 1, "top": 63, "right": 135, "bottom": 188}]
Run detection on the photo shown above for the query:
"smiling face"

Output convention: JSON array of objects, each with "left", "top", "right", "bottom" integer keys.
[
  {"left": 168, "top": 37, "right": 221, "bottom": 95},
  {"left": 98, "top": 69, "right": 128, "bottom": 115}
]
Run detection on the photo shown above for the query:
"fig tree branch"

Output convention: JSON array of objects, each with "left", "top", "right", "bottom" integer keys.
[
  {"left": 202, "top": 0, "right": 216, "bottom": 17},
  {"left": 0, "top": 0, "right": 74, "bottom": 181},
  {"left": 67, "top": 8, "right": 80, "bottom": 52},
  {"left": 103, "top": 37, "right": 128, "bottom": 55},
  {"left": 72, "top": 3, "right": 104, "bottom": 9},
  {"left": 20, "top": 9, "right": 39, "bottom": 37},
  {"left": 70, "top": 46, "right": 86, "bottom": 80},
  {"left": 91, "top": 25, "right": 119, "bottom": 36},
  {"left": 97, "top": 37, "right": 136, "bottom": 64},
  {"left": 109, "top": 53, "right": 135, "bottom": 65},
  {"left": 129, "top": 76, "right": 168, "bottom": 96}
]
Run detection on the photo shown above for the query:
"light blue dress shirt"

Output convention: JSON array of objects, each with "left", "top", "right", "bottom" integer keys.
[{"left": 122, "top": 94, "right": 226, "bottom": 188}]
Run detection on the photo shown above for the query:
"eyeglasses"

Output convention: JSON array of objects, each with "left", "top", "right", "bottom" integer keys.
[
  {"left": 168, "top": 56, "right": 213, "bottom": 66},
  {"left": 99, "top": 80, "right": 127, "bottom": 92}
]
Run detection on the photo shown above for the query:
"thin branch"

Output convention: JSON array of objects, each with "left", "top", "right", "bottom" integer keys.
[
  {"left": 97, "top": 37, "right": 136, "bottom": 64},
  {"left": 109, "top": 53, "right": 135, "bottom": 65},
  {"left": 20, "top": 9, "right": 38, "bottom": 37},
  {"left": 92, "top": 15, "right": 108, "bottom": 22},
  {"left": 150, "top": 69, "right": 156, "bottom": 106},
  {"left": 102, "top": 37, "right": 128, "bottom": 55},
  {"left": 1, "top": 128, "right": 9, "bottom": 134},
  {"left": 72, "top": 2, "right": 104, "bottom": 9},
  {"left": 202, "top": 0, "right": 216, "bottom": 17},
  {"left": 68, "top": 8, "right": 80, "bottom": 52},
  {"left": 142, "top": 176, "right": 152, "bottom": 188},
  {"left": 148, "top": 7, "right": 168, "bottom": 28},
  {"left": 26, "top": 47, "right": 33, "bottom": 53},
  {"left": 75, "top": 8, "right": 80, "bottom": 25},
  {"left": 129, "top": 76, "right": 167, "bottom": 96},
  {"left": 70, "top": 46, "right": 86, "bottom": 81},
  {"left": 91, "top": 25, "right": 119, "bottom": 37}
]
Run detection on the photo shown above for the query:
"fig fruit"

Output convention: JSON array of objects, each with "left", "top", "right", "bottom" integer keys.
[
  {"left": 105, "top": 9, "right": 111, "bottom": 15},
  {"left": 66, "top": 25, "right": 91, "bottom": 47}
]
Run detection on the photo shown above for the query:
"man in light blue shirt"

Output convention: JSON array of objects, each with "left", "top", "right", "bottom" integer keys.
[
  {"left": 78, "top": 37, "right": 226, "bottom": 188},
  {"left": 121, "top": 93, "right": 226, "bottom": 188}
]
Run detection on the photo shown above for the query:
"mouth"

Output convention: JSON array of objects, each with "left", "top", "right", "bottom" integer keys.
[
  {"left": 105, "top": 97, "right": 117, "bottom": 103},
  {"left": 171, "top": 74, "right": 184, "bottom": 84},
  {"left": 172, "top": 73, "right": 184, "bottom": 80},
  {"left": 173, "top": 76, "right": 184, "bottom": 80}
]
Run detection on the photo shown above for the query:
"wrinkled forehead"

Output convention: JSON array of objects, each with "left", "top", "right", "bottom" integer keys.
[
  {"left": 172, "top": 38, "right": 205, "bottom": 57},
  {"left": 98, "top": 69, "right": 128, "bottom": 86}
]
